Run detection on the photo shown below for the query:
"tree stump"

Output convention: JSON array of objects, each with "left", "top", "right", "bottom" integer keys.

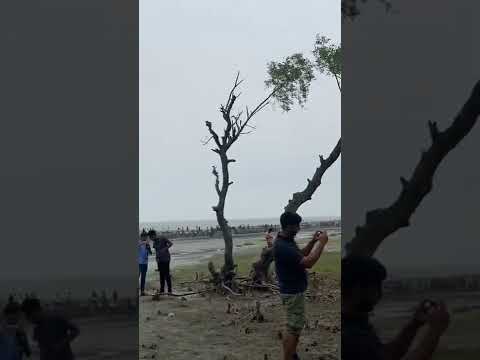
[{"left": 251, "top": 248, "right": 274, "bottom": 285}]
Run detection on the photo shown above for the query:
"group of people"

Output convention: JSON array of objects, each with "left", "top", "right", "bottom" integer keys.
[
  {"left": 137, "top": 212, "right": 449, "bottom": 360},
  {"left": 138, "top": 229, "right": 173, "bottom": 296},
  {"left": 0, "top": 297, "right": 79, "bottom": 360}
]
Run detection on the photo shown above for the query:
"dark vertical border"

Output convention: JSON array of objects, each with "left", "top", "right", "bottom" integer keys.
[
  {"left": 343, "top": 0, "right": 480, "bottom": 358},
  {"left": 0, "top": 1, "right": 138, "bottom": 358}
]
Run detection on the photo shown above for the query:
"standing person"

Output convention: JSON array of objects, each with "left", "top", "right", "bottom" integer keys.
[
  {"left": 21, "top": 298, "right": 79, "bottom": 360},
  {"left": 149, "top": 230, "right": 173, "bottom": 294},
  {"left": 342, "top": 255, "right": 450, "bottom": 360},
  {"left": 138, "top": 232, "right": 151, "bottom": 296},
  {"left": 273, "top": 212, "right": 329, "bottom": 360},
  {"left": 3, "top": 301, "right": 31, "bottom": 359},
  {"left": 265, "top": 227, "right": 275, "bottom": 248}
]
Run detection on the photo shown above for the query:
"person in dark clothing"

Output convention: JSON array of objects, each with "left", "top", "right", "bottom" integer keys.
[
  {"left": 148, "top": 230, "right": 160, "bottom": 272},
  {"left": 3, "top": 301, "right": 31, "bottom": 359},
  {"left": 342, "top": 255, "right": 450, "bottom": 360},
  {"left": 149, "top": 230, "right": 173, "bottom": 294},
  {"left": 273, "top": 212, "right": 329, "bottom": 360},
  {"left": 21, "top": 298, "right": 79, "bottom": 360}
]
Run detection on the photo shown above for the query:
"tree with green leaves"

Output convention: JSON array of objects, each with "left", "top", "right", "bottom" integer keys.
[
  {"left": 266, "top": 35, "right": 342, "bottom": 213},
  {"left": 250, "top": 35, "right": 341, "bottom": 284}
]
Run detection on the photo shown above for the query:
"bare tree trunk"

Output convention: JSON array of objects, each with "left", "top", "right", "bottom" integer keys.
[
  {"left": 213, "top": 150, "right": 235, "bottom": 280},
  {"left": 285, "top": 138, "right": 341, "bottom": 213},
  {"left": 250, "top": 247, "right": 274, "bottom": 284},
  {"left": 250, "top": 139, "right": 341, "bottom": 284},
  {"left": 346, "top": 80, "right": 480, "bottom": 257}
]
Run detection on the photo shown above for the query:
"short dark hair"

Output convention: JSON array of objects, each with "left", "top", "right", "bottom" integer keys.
[
  {"left": 147, "top": 229, "right": 157, "bottom": 238},
  {"left": 280, "top": 212, "right": 302, "bottom": 229},
  {"left": 342, "top": 256, "right": 387, "bottom": 295},
  {"left": 21, "top": 298, "right": 42, "bottom": 316},
  {"left": 268, "top": 227, "right": 274, "bottom": 233}
]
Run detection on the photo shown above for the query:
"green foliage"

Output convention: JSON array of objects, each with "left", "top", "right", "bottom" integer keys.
[
  {"left": 265, "top": 53, "right": 315, "bottom": 112},
  {"left": 266, "top": 35, "right": 341, "bottom": 112},
  {"left": 313, "top": 35, "right": 341, "bottom": 81}
]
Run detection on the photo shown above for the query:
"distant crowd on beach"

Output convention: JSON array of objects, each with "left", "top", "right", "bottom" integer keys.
[{"left": 142, "top": 219, "right": 340, "bottom": 240}]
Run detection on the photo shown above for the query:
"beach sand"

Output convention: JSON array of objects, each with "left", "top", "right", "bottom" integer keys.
[{"left": 139, "top": 235, "right": 341, "bottom": 360}]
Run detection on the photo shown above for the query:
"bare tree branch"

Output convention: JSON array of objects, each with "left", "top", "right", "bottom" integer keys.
[
  {"left": 205, "top": 121, "right": 221, "bottom": 148},
  {"left": 333, "top": 73, "right": 341, "bottom": 92},
  {"left": 347, "top": 80, "right": 480, "bottom": 257},
  {"left": 201, "top": 136, "right": 214, "bottom": 146},
  {"left": 212, "top": 166, "right": 221, "bottom": 196},
  {"left": 228, "top": 88, "right": 278, "bottom": 147},
  {"left": 285, "top": 138, "right": 342, "bottom": 213}
]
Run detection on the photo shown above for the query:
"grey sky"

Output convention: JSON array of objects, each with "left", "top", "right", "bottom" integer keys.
[{"left": 140, "top": 0, "right": 341, "bottom": 222}]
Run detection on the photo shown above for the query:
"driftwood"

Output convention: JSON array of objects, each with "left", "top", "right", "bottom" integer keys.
[{"left": 347, "top": 80, "right": 480, "bottom": 257}]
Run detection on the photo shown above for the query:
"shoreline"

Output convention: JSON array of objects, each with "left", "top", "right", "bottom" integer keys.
[
  {"left": 146, "top": 232, "right": 342, "bottom": 286},
  {"left": 155, "top": 228, "right": 342, "bottom": 270}
]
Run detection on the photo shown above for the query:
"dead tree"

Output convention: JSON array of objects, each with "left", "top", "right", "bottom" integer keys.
[
  {"left": 203, "top": 72, "right": 277, "bottom": 286},
  {"left": 346, "top": 80, "right": 480, "bottom": 257}
]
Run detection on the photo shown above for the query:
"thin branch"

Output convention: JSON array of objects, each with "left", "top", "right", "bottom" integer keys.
[
  {"left": 347, "top": 80, "right": 480, "bottom": 257},
  {"left": 333, "top": 73, "right": 342, "bottom": 92},
  {"left": 228, "top": 87, "right": 279, "bottom": 147},
  {"left": 225, "top": 72, "right": 243, "bottom": 111},
  {"left": 222, "top": 282, "right": 241, "bottom": 296},
  {"left": 201, "top": 136, "right": 214, "bottom": 146},
  {"left": 285, "top": 138, "right": 342, "bottom": 213}
]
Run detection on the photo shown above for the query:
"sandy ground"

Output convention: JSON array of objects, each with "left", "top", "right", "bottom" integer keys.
[
  {"left": 139, "top": 276, "right": 340, "bottom": 360},
  {"left": 140, "top": 234, "right": 341, "bottom": 359}
]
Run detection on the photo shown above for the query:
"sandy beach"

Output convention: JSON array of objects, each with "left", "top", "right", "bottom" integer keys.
[{"left": 140, "top": 231, "right": 341, "bottom": 360}]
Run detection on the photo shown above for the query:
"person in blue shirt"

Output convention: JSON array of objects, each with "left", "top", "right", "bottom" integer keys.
[
  {"left": 138, "top": 231, "right": 152, "bottom": 296},
  {"left": 273, "top": 212, "right": 329, "bottom": 360}
]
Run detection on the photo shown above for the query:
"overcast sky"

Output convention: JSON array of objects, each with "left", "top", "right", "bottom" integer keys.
[{"left": 140, "top": 0, "right": 341, "bottom": 222}]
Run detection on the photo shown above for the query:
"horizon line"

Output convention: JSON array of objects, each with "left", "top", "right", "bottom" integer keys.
[{"left": 139, "top": 215, "right": 341, "bottom": 224}]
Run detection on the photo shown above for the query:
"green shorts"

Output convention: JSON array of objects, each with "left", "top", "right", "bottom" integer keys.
[{"left": 281, "top": 292, "right": 306, "bottom": 336}]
